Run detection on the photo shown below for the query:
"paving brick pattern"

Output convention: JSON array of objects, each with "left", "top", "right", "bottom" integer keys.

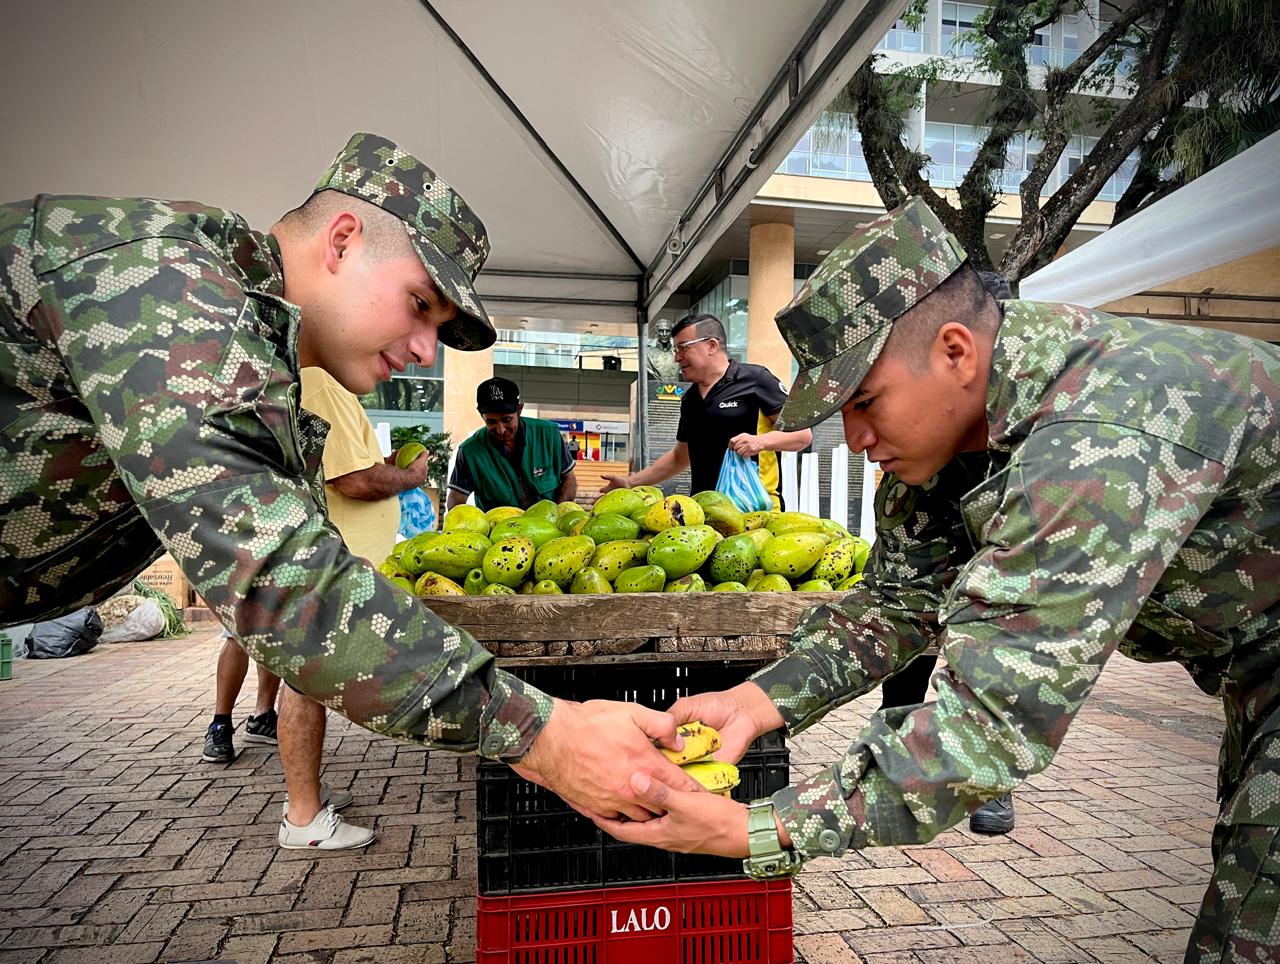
[{"left": 0, "top": 625, "right": 1222, "bottom": 963}]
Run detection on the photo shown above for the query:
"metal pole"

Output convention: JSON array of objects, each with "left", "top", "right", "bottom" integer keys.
[{"left": 635, "top": 306, "right": 649, "bottom": 472}]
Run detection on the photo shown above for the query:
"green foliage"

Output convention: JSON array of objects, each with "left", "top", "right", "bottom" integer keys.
[{"left": 390, "top": 426, "right": 453, "bottom": 491}]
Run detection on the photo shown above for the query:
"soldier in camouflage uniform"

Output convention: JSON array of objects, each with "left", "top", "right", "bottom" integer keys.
[
  {"left": 594, "top": 199, "right": 1280, "bottom": 961},
  {"left": 0, "top": 131, "right": 694, "bottom": 821}
]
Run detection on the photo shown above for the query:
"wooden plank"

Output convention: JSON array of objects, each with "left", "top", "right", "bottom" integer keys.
[
  {"left": 420, "top": 592, "right": 838, "bottom": 641},
  {"left": 496, "top": 649, "right": 783, "bottom": 668}
]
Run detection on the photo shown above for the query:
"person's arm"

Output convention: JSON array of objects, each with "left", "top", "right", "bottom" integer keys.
[
  {"left": 555, "top": 469, "right": 578, "bottom": 503},
  {"left": 36, "top": 239, "right": 700, "bottom": 817},
  {"left": 729, "top": 415, "right": 812, "bottom": 458},
  {"left": 602, "top": 442, "right": 690, "bottom": 492},
  {"left": 445, "top": 449, "right": 473, "bottom": 510},
  {"left": 600, "top": 426, "right": 1223, "bottom": 857},
  {"left": 331, "top": 455, "right": 427, "bottom": 501}
]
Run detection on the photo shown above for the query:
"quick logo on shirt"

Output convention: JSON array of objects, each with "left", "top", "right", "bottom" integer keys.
[{"left": 718, "top": 401, "right": 739, "bottom": 409}]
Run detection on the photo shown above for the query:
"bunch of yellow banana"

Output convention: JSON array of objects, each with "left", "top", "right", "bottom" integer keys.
[{"left": 660, "top": 721, "right": 739, "bottom": 797}]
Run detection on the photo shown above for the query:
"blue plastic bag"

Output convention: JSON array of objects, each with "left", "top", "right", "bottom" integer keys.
[
  {"left": 398, "top": 487, "right": 437, "bottom": 538},
  {"left": 715, "top": 450, "right": 772, "bottom": 513}
]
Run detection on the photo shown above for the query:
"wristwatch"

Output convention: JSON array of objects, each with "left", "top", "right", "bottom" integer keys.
[{"left": 743, "top": 799, "right": 804, "bottom": 879}]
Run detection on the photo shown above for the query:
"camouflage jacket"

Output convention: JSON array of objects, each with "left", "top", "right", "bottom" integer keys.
[
  {"left": 752, "top": 300, "right": 1280, "bottom": 858},
  {"left": 0, "top": 195, "right": 550, "bottom": 760}
]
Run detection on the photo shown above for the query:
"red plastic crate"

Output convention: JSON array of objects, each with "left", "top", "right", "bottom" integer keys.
[{"left": 477, "top": 877, "right": 793, "bottom": 963}]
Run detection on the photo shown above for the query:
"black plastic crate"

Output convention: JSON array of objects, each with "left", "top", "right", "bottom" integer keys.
[{"left": 506, "top": 660, "right": 777, "bottom": 710}]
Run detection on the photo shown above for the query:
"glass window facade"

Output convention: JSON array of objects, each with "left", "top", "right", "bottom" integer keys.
[
  {"left": 359, "top": 357, "right": 445, "bottom": 431},
  {"left": 689, "top": 274, "right": 749, "bottom": 363}
]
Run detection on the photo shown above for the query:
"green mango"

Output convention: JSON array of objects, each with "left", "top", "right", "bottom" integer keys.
[
  {"left": 485, "top": 505, "right": 524, "bottom": 525},
  {"left": 664, "top": 573, "right": 706, "bottom": 592},
  {"left": 463, "top": 568, "right": 488, "bottom": 595},
  {"left": 630, "top": 503, "right": 653, "bottom": 524},
  {"left": 570, "top": 566, "right": 614, "bottom": 594},
  {"left": 849, "top": 536, "right": 872, "bottom": 574},
  {"left": 647, "top": 525, "right": 720, "bottom": 579},
  {"left": 531, "top": 579, "right": 563, "bottom": 594},
  {"left": 377, "top": 558, "right": 411, "bottom": 580},
  {"left": 794, "top": 578, "right": 834, "bottom": 593},
  {"left": 390, "top": 575, "right": 416, "bottom": 593},
  {"left": 589, "top": 539, "right": 651, "bottom": 581},
  {"left": 592, "top": 488, "right": 646, "bottom": 518},
  {"left": 632, "top": 485, "right": 665, "bottom": 505},
  {"left": 711, "top": 581, "right": 748, "bottom": 592},
  {"left": 533, "top": 535, "right": 597, "bottom": 588},
  {"left": 558, "top": 501, "right": 585, "bottom": 517},
  {"left": 742, "top": 511, "right": 771, "bottom": 531},
  {"left": 482, "top": 536, "right": 536, "bottom": 588},
  {"left": 524, "top": 499, "right": 561, "bottom": 524},
  {"left": 819, "top": 519, "right": 853, "bottom": 540},
  {"left": 809, "top": 538, "right": 858, "bottom": 585},
  {"left": 833, "top": 573, "right": 865, "bottom": 591},
  {"left": 399, "top": 531, "right": 443, "bottom": 576},
  {"left": 693, "top": 490, "right": 745, "bottom": 536},
  {"left": 745, "top": 528, "right": 773, "bottom": 554},
  {"left": 765, "top": 511, "right": 827, "bottom": 535},
  {"left": 706, "top": 533, "right": 760, "bottom": 585},
  {"left": 490, "top": 517, "right": 562, "bottom": 550},
  {"left": 481, "top": 583, "right": 516, "bottom": 595},
  {"left": 518, "top": 579, "right": 537, "bottom": 594},
  {"left": 394, "top": 441, "right": 427, "bottom": 469},
  {"left": 409, "top": 531, "right": 492, "bottom": 580},
  {"left": 641, "top": 495, "right": 705, "bottom": 532},
  {"left": 745, "top": 568, "right": 766, "bottom": 591},
  {"left": 755, "top": 574, "right": 793, "bottom": 592},
  {"left": 557, "top": 509, "right": 589, "bottom": 535},
  {"left": 614, "top": 564, "right": 666, "bottom": 593},
  {"left": 581, "top": 513, "right": 642, "bottom": 544},
  {"left": 443, "top": 504, "right": 492, "bottom": 536},
  {"left": 760, "top": 532, "right": 830, "bottom": 579},
  {"left": 387, "top": 540, "right": 410, "bottom": 561},
  {"left": 414, "top": 572, "right": 466, "bottom": 596}
]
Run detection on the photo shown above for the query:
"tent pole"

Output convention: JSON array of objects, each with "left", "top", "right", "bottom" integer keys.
[{"left": 636, "top": 306, "right": 649, "bottom": 473}]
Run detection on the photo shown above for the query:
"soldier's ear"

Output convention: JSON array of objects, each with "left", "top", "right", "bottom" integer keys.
[{"left": 323, "top": 212, "right": 361, "bottom": 274}]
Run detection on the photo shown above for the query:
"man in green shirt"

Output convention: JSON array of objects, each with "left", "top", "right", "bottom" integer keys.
[{"left": 446, "top": 376, "right": 577, "bottom": 511}]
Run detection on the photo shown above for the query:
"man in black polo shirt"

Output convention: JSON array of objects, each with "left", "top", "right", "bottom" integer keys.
[{"left": 603, "top": 314, "right": 812, "bottom": 505}]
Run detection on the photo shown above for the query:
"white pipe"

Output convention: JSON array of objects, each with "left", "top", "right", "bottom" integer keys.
[
  {"left": 829, "top": 444, "right": 849, "bottom": 530},
  {"left": 799, "top": 453, "right": 819, "bottom": 515},
  {"left": 781, "top": 451, "right": 799, "bottom": 511},
  {"left": 859, "top": 455, "right": 878, "bottom": 544}
]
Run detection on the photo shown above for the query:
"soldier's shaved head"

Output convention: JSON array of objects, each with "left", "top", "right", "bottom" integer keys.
[
  {"left": 882, "top": 264, "right": 999, "bottom": 373},
  {"left": 278, "top": 190, "right": 416, "bottom": 264}
]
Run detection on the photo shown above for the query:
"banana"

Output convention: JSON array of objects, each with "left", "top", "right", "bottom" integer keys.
[
  {"left": 660, "top": 721, "right": 722, "bottom": 766},
  {"left": 682, "top": 761, "right": 740, "bottom": 794}
]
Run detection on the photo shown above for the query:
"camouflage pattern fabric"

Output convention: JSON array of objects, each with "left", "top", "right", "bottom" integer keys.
[
  {"left": 316, "top": 132, "right": 495, "bottom": 351},
  {"left": 751, "top": 299, "right": 1280, "bottom": 954},
  {"left": 773, "top": 197, "right": 967, "bottom": 433},
  {"left": 0, "top": 195, "right": 549, "bottom": 761}
]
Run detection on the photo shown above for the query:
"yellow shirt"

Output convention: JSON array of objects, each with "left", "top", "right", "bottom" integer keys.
[{"left": 300, "top": 367, "right": 399, "bottom": 564}]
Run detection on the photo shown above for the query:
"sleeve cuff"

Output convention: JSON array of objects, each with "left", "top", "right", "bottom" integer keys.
[
  {"left": 748, "top": 655, "right": 833, "bottom": 731},
  {"left": 771, "top": 768, "right": 863, "bottom": 859},
  {"left": 476, "top": 669, "right": 555, "bottom": 762}
]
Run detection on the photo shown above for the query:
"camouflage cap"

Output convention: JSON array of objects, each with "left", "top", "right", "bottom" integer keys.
[
  {"left": 774, "top": 197, "right": 967, "bottom": 431},
  {"left": 314, "top": 132, "right": 495, "bottom": 351}
]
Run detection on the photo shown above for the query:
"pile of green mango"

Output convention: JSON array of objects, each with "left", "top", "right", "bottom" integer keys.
[{"left": 377, "top": 486, "right": 871, "bottom": 597}]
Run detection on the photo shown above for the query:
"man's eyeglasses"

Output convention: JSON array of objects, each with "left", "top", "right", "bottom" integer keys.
[{"left": 672, "top": 336, "right": 714, "bottom": 356}]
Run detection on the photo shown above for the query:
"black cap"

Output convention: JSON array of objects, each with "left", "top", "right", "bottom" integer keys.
[{"left": 477, "top": 376, "right": 521, "bottom": 414}]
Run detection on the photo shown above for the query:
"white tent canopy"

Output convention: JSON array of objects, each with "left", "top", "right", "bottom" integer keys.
[
  {"left": 1, "top": 0, "right": 904, "bottom": 453},
  {"left": 1019, "top": 131, "right": 1280, "bottom": 307}
]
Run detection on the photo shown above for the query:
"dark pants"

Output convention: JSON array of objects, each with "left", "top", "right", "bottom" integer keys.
[{"left": 879, "top": 652, "right": 938, "bottom": 710}]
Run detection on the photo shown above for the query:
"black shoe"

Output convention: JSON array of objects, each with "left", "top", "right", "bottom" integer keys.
[
  {"left": 202, "top": 722, "right": 235, "bottom": 763},
  {"left": 970, "top": 793, "right": 1015, "bottom": 834},
  {"left": 244, "top": 708, "right": 278, "bottom": 745}
]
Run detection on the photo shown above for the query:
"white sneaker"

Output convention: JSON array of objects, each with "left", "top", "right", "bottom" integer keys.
[
  {"left": 278, "top": 805, "right": 375, "bottom": 851},
  {"left": 281, "top": 780, "right": 352, "bottom": 817}
]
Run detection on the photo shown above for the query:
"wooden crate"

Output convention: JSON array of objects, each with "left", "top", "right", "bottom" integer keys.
[{"left": 420, "top": 591, "right": 839, "bottom": 663}]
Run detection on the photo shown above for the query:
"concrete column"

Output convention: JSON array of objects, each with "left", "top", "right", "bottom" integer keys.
[
  {"left": 442, "top": 345, "right": 493, "bottom": 448},
  {"left": 746, "top": 221, "right": 796, "bottom": 383},
  {"left": 905, "top": 80, "right": 926, "bottom": 151},
  {"left": 927, "top": 0, "right": 942, "bottom": 55}
]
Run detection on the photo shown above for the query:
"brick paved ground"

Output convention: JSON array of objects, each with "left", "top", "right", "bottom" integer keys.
[{"left": 0, "top": 623, "right": 1223, "bottom": 963}]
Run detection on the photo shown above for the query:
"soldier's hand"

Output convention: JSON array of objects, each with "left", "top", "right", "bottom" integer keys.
[
  {"left": 667, "top": 683, "right": 784, "bottom": 763},
  {"left": 590, "top": 772, "right": 750, "bottom": 857},
  {"left": 514, "top": 698, "right": 702, "bottom": 821}
]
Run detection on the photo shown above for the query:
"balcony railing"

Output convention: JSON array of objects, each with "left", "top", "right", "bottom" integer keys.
[{"left": 877, "top": 29, "right": 932, "bottom": 54}]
